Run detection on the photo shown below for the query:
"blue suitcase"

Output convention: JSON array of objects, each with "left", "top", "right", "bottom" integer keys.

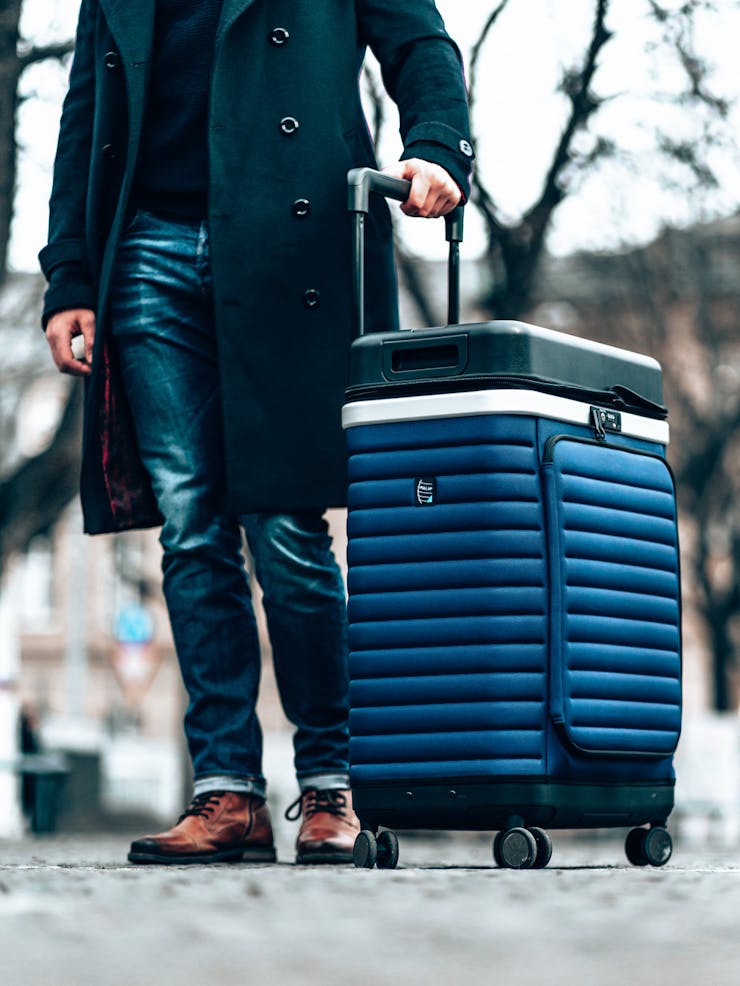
[{"left": 343, "top": 170, "right": 681, "bottom": 869}]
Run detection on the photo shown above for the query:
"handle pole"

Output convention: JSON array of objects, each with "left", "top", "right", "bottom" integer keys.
[
  {"left": 445, "top": 205, "right": 464, "bottom": 326},
  {"left": 348, "top": 167, "right": 464, "bottom": 336},
  {"left": 448, "top": 241, "right": 460, "bottom": 326},
  {"left": 352, "top": 212, "right": 365, "bottom": 339}
]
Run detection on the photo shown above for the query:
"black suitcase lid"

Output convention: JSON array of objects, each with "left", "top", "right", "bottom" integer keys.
[{"left": 346, "top": 320, "right": 665, "bottom": 414}]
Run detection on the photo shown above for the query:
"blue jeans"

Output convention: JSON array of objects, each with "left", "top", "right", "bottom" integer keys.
[{"left": 109, "top": 209, "right": 350, "bottom": 800}]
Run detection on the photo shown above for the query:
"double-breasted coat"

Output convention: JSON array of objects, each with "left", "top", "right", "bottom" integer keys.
[{"left": 40, "top": 0, "right": 474, "bottom": 535}]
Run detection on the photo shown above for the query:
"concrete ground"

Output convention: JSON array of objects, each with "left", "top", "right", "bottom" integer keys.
[{"left": 1, "top": 825, "right": 739, "bottom": 986}]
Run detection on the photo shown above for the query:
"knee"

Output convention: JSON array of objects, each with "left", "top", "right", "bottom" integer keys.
[
  {"left": 247, "top": 512, "right": 343, "bottom": 607},
  {"left": 158, "top": 485, "right": 238, "bottom": 559}
]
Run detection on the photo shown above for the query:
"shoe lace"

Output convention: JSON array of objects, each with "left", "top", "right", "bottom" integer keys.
[
  {"left": 284, "top": 788, "right": 348, "bottom": 822},
  {"left": 178, "top": 791, "right": 226, "bottom": 822}
]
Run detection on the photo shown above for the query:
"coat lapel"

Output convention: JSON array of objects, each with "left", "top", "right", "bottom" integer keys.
[
  {"left": 99, "top": 0, "right": 155, "bottom": 66},
  {"left": 217, "top": 0, "right": 260, "bottom": 46}
]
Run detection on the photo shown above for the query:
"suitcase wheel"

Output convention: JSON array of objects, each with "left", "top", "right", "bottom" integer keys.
[
  {"left": 625, "top": 826, "right": 672, "bottom": 868},
  {"left": 529, "top": 827, "right": 553, "bottom": 869},
  {"left": 494, "top": 827, "right": 538, "bottom": 870},
  {"left": 376, "top": 830, "right": 400, "bottom": 870},
  {"left": 353, "top": 830, "right": 378, "bottom": 869}
]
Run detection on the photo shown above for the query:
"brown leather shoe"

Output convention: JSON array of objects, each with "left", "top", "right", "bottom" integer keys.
[
  {"left": 128, "top": 791, "right": 276, "bottom": 864},
  {"left": 286, "top": 788, "right": 360, "bottom": 864}
]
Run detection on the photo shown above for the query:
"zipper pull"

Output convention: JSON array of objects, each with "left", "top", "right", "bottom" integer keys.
[{"left": 590, "top": 405, "right": 607, "bottom": 441}]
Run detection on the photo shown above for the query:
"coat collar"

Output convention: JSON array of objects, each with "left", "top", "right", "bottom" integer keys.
[{"left": 99, "top": 0, "right": 261, "bottom": 59}]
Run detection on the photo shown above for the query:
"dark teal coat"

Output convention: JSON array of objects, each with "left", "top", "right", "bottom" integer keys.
[{"left": 40, "top": 0, "right": 473, "bottom": 534}]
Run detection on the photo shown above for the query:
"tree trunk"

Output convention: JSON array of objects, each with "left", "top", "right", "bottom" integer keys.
[{"left": 0, "top": 1, "right": 22, "bottom": 280}]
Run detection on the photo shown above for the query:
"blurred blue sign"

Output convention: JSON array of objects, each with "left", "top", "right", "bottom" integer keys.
[{"left": 114, "top": 603, "right": 154, "bottom": 645}]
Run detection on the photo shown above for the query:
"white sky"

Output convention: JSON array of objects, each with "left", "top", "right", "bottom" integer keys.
[{"left": 11, "top": 0, "right": 740, "bottom": 270}]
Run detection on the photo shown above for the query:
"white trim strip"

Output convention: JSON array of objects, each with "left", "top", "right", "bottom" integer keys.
[{"left": 342, "top": 389, "right": 670, "bottom": 445}]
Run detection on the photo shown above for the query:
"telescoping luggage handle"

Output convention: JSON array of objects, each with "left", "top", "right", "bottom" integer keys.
[{"left": 348, "top": 167, "right": 464, "bottom": 338}]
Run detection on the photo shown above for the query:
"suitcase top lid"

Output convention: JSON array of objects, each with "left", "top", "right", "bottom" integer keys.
[{"left": 346, "top": 320, "right": 665, "bottom": 410}]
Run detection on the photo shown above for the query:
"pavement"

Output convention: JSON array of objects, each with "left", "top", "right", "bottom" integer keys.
[{"left": 1, "top": 825, "right": 739, "bottom": 986}]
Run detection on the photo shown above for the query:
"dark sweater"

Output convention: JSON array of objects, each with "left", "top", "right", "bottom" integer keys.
[{"left": 133, "top": 0, "right": 223, "bottom": 218}]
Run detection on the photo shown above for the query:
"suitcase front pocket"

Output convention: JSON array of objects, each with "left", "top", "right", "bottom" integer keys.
[{"left": 543, "top": 436, "right": 682, "bottom": 758}]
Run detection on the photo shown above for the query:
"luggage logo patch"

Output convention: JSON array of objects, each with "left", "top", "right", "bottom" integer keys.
[{"left": 415, "top": 477, "right": 437, "bottom": 506}]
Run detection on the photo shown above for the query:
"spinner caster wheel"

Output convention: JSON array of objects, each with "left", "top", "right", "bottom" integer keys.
[
  {"left": 353, "top": 830, "right": 378, "bottom": 869},
  {"left": 493, "top": 830, "right": 504, "bottom": 867},
  {"left": 494, "top": 827, "right": 538, "bottom": 869},
  {"left": 529, "top": 827, "right": 553, "bottom": 869},
  {"left": 376, "top": 830, "right": 400, "bottom": 870},
  {"left": 643, "top": 827, "right": 672, "bottom": 867},
  {"left": 625, "top": 827, "right": 649, "bottom": 866},
  {"left": 626, "top": 826, "right": 671, "bottom": 867}
]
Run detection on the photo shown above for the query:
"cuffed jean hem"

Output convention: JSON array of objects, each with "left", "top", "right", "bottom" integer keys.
[
  {"left": 298, "top": 772, "right": 350, "bottom": 793},
  {"left": 193, "top": 775, "right": 267, "bottom": 801}
]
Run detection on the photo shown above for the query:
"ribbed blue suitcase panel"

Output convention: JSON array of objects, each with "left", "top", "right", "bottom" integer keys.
[
  {"left": 351, "top": 760, "right": 544, "bottom": 781},
  {"left": 351, "top": 643, "right": 545, "bottom": 678},
  {"left": 544, "top": 438, "right": 681, "bottom": 758},
  {"left": 350, "top": 673, "right": 544, "bottom": 705},
  {"left": 349, "top": 530, "right": 545, "bottom": 566},
  {"left": 346, "top": 415, "right": 548, "bottom": 781}
]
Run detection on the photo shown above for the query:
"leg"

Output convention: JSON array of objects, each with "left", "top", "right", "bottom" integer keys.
[
  {"left": 110, "top": 210, "right": 265, "bottom": 797},
  {"left": 242, "top": 510, "right": 350, "bottom": 790},
  {"left": 243, "top": 511, "right": 359, "bottom": 863}
]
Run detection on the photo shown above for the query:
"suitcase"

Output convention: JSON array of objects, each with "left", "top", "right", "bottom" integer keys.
[{"left": 342, "top": 169, "right": 682, "bottom": 870}]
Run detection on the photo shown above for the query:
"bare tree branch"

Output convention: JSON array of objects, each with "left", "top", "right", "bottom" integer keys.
[
  {"left": 522, "top": 0, "right": 613, "bottom": 242},
  {"left": 17, "top": 40, "right": 74, "bottom": 71},
  {"left": 647, "top": 0, "right": 728, "bottom": 116},
  {"left": 467, "top": 0, "right": 510, "bottom": 121}
]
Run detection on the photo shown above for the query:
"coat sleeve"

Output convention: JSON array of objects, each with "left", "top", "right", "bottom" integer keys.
[
  {"left": 356, "top": 0, "right": 475, "bottom": 200},
  {"left": 38, "top": 0, "right": 98, "bottom": 328}
]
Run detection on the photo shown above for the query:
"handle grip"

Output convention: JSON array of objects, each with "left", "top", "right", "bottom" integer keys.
[
  {"left": 348, "top": 167, "right": 411, "bottom": 212},
  {"left": 348, "top": 167, "right": 464, "bottom": 337}
]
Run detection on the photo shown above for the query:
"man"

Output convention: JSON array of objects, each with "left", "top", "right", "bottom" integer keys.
[{"left": 41, "top": 0, "right": 473, "bottom": 865}]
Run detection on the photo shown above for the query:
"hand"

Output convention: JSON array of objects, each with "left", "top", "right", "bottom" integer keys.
[
  {"left": 382, "top": 159, "right": 461, "bottom": 219},
  {"left": 45, "top": 308, "right": 96, "bottom": 377}
]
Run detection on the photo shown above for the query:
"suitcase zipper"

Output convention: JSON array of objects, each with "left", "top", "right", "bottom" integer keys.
[{"left": 346, "top": 374, "right": 668, "bottom": 419}]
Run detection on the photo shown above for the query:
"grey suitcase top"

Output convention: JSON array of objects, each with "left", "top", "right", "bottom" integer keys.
[{"left": 346, "top": 320, "right": 665, "bottom": 413}]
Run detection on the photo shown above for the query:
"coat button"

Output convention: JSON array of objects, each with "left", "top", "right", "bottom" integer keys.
[
  {"left": 280, "top": 116, "right": 300, "bottom": 135},
  {"left": 104, "top": 50, "right": 119, "bottom": 70},
  {"left": 292, "top": 199, "right": 311, "bottom": 218},
  {"left": 303, "top": 289, "right": 320, "bottom": 309},
  {"left": 102, "top": 143, "right": 117, "bottom": 160},
  {"left": 459, "top": 139, "right": 474, "bottom": 158},
  {"left": 269, "top": 27, "right": 290, "bottom": 46}
]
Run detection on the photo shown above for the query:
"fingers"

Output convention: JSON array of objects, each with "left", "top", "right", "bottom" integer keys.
[
  {"left": 80, "top": 309, "right": 96, "bottom": 365},
  {"left": 382, "top": 159, "right": 462, "bottom": 219},
  {"left": 45, "top": 309, "right": 96, "bottom": 377}
]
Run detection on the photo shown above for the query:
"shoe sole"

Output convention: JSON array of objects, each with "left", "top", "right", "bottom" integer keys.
[
  {"left": 295, "top": 850, "right": 354, "bottom": 865},
  {"left": 127, "top": 846, "right": 277, "bottom": 865}
]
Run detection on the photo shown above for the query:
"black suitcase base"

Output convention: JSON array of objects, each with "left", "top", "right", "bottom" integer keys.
[
  {"left": 351, "top": 778, "right": 675, "bottom": 870},
  {"left": 353, "top": 778, "right": 674, "bottom": 832}
]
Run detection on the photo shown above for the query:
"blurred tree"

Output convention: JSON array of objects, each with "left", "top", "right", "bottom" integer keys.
[
  {"left": 0, "top": 0, "right": 72, "bottom": 278},
  {"left": 471, "top": 0, "right": 733, "bottom": 320},
  {"left": 0, "top": 1, "right": 75, "bottom": 575},
  {"left": 367, "top": 0, "right": 734, "bottom": 326}
]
